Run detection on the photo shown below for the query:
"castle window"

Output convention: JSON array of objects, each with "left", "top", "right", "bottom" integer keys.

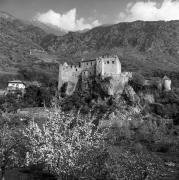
[
  {"left": 107, "top": 61, "right": 109, "bottom": 64},
  {"left": 112, "top": 61, "right": 115, "bottom": 64},
  {"left": 76, "top": 69, "right": 77, "bottom": 71},
  {"left": 79, "top": 65, "right": 81, "bottom": 68},
  {"left": 87, "top": 63, "right": 88, "bottom": 65}
]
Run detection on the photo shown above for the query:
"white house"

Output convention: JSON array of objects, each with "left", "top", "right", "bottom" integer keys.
[{"left": 6, "top": 80, "right": 26, "bottom": 94}]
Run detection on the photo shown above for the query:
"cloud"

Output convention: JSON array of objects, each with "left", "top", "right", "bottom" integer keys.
[
  {"left": 0, "top": 0, "right": 6, "bottom": 5},
  {"left": 118, "top": 0, "right": 179, "bottom": 22},
  {"left": 35, "top": 8, "right": 101, "bottom": 32}
]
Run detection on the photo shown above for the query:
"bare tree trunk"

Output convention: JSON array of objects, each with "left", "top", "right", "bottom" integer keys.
[{"left": 1, "top": 166, "right": 5, "bottom": 180}]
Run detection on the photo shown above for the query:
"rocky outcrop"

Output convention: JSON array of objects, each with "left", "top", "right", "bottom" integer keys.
[
  {"left": 61, "top": 71, "right": 132, "bottom": 98},
  {"left": 99, "top": 102, "right": 143, "bottom": 129},
  {"left": 65, "top": 81, "right": 78, "bottom": 96},
  {"left": 124, "top": 85, "right": 140, "bottom": 105},
  {"left": 144, "top": 94, "right": 155, "bottom": 104},
  {"left": 99, "top": 72, "right": 132, "bottom": 96}
]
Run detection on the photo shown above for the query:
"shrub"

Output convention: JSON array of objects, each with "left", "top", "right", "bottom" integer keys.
[
  {"left": 130, "top": 72, "right": 145, "bottom": 91},
  {"left": 105, "top": 145, "right": 167, "bottom": 180},
  {"left": 0, "top": 93, "right": 22, "bottom": 113},
  {"left": 22, "top": 85, "right": 53, "bottom": 107},
  {"left": 0, "top": 113, "right": 29, "bottom": 180}
]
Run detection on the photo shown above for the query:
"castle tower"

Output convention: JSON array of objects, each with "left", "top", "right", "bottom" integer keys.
[
  {"left": 96, "top": 55, "right": 121, "bottom": 77},
  {"left": 163, "top": 75, "right": 171, "bottom": 91},
  {"left": 113, "top": 55, "right": 121, "bottom": 74}
]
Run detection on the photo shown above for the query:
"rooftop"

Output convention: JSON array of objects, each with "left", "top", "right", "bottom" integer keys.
[
  {"left": 163, "top": 75, "right": 170, "bottom": 80},
  {"left": 8, "top": 80, "right": 25, "bottom": 84},
  {"left": 81, "top": 59, "right": 96, "bottom": 63}
]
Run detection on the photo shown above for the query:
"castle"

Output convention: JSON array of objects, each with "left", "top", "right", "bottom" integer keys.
[
  {"left": 58, "top": 55, "right": 172, "bottom": 96},
  {"left": 58, "top": 55, "right": 133, "bottom": 95}
]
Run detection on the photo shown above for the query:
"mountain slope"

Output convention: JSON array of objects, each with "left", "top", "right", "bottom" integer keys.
[
  {"left": 0, "top": 11, "right": 60, "bottom": 72},
  {"left": 1, "top": 11, "right": 179, "bottom": 86},
  {"left": 0, "top": 12, "right": 45, "bottom": 69},
  {"left": 40, "top": 21, "right": 179, "bottom": 75},
  {"left": 0, "top": 11, "right": 60, "bottom": 88},
  {"left": 31, "top": 20, "right": 66, "bottom": 36}
]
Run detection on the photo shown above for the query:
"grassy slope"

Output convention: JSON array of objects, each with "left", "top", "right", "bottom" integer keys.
[{"left": 0, "top": 12, "right": 59, "bottom": 88}]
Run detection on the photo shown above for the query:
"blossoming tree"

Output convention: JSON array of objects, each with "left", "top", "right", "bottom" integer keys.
[{"left": 23, "top": 109, "right": 109, "bottom": 179}]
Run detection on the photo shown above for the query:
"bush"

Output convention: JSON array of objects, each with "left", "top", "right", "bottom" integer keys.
[
  {"left": 1, "top": 104, "right": 178, "bottom": 179},
  {"left": 105, "top": 145, "right": 167, "bottom": 180},
  {"left": 130, "top": 72, "right": 145, "bottom": 91},
  {"left": 0, "top": 93, "right": 22, "bottom": 113},
  {"left": 18, "top": 68, "right": 57, "bottom": 87},
  {"left": 22, "top": 85, "right": 53, "bottom": 107},
  {"left": 153, "top": 90, "right": 179, "bottom": 118},
  {"left": 23, "top": 109, "right": 109, "bottom": 179}
]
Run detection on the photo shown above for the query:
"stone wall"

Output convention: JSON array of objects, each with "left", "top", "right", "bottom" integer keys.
[
  {"left": 61, "top": 64, "right": 82, "bottom": 82},
  {"left": 81, "top": 60, "right": 96, "bottom": 73},
  {"left": 81, "top": 60, "right": 96, "bottom": 80},
  {"left": 100, "top": 72, "right": 132, "bottom": 96},
  {"left": 96, "top": 57, "right": 104, "bottom": 76},
  {"left": 58, "top": 63, "right": 82, "bottom": 91}
]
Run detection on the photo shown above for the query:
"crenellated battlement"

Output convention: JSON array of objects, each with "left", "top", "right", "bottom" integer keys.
[{"left": 62, "top": 62, "right": 81, "bottom": 70}]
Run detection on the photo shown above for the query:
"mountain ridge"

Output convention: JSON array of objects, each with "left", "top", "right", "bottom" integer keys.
[
  {"left": 0, "top": 11, "right": 179, "bottom": 87},
  {"left": 31, "top": 20, "right": 67, "bottom": 36},
  {"left": 40, "top": 20, "right": 179, "bottom": 74},
  {"left": 0, "top": 11, "right": 60, "bottom": 88}
]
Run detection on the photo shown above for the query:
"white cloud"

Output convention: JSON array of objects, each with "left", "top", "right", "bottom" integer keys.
[
  {"left": 35, "top": 8, "right": 101, "bottom": 32},
  {"left": 118, "top": 0, "right": 179, "bottom": 22}
]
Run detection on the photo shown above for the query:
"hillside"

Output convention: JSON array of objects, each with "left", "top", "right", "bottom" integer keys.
[
  {"left": 0, "top": 11, "right": 59, "bottom": 88},
  {"left": 0, "top": 11, "right": 45, "bottom": 70},
  {"left": 1, "top": 11, "right": 179, "bottom": 87},
  {"left": 31, "top": 20, "right": 66, "bottom": 36},
  {"left": 41, "top": 21, "right": 179, "bottom": 76}
]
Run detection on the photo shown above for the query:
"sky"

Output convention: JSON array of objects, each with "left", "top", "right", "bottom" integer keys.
[{"left": 0, "top": 0, "right": 179, "bottom": 31}]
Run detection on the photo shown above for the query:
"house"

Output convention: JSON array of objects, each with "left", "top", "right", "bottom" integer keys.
[{"left": 6, "top": 80, "right": 26, "bottom": 94}]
